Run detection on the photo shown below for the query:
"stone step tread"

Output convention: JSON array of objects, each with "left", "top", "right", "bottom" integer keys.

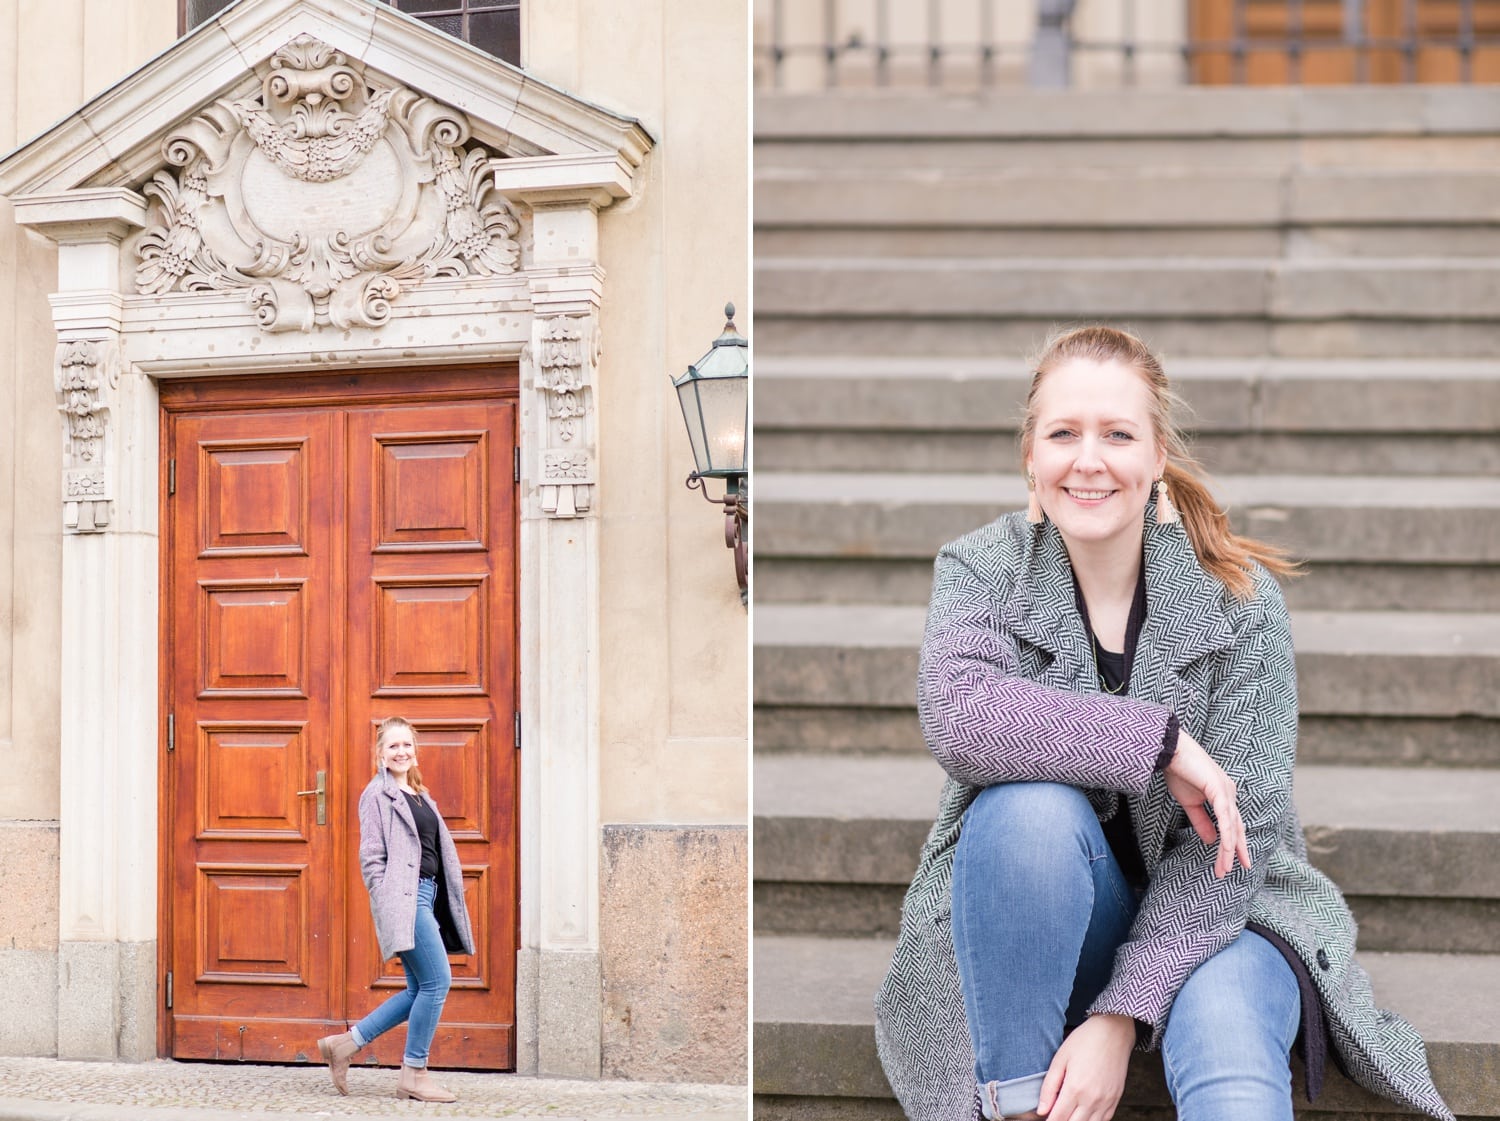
[
  {"left": 754, "top": 88, "right": 1500, "bottom": 141},
  {"left": 757, "top": 355, "right": 1500, "bottom": 381},
  {"left": 756, "top": 472, "right": 1500, "bottom": 508},
  {"left": 759, "top": 255, "right": 1500, "bottom": 272},
  {"left": 757, "top": 167, "right": 1500, "bottom": 183},
  {"left": 755, "top": 170, "right": 1500, "bottom": 228},
  {"left": 752, "top": 935, "right": 1500, "bottom": 1117},
  {"left": 754, "top": 755, "right": 1500, "bottom": 836},
  {"left": 754, "top": 935, "right": 1500, "bottom": 1044},
  {"left": 755, "top": 604, "right": 1500, "bottom": 658}
]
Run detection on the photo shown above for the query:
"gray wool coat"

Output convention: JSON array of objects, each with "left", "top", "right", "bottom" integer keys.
[
  {"left": 873, "top": 511, "right": 1454, "bottom": 1121},
  {"left": 358, "top": 769, "right": 476, "bottom": 961}
]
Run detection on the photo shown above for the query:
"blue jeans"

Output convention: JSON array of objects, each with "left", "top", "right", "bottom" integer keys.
[
  {"left": 350, "top": 877, "right": 452, "bottom": 1067},
  {"left": 951, "top": 783, "right": 1300, "bottom": 1121}
]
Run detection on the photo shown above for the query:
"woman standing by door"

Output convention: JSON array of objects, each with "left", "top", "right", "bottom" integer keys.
[{"left": 318, "top": 716, "right": 475, "bottom": 1102}]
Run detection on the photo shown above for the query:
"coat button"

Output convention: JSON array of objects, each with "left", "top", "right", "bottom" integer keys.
[{"left": 1316, "top": 948, "right": 1330, "bottom": 971}]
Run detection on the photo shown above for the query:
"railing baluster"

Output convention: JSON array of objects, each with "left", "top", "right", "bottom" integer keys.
[
  {"left": 928, "top": 0, "right": 941, "bottom": 88},
  {"left": 1346, "top": 0, "right": 1368, "bottom": 84},
  {"left": 1460, "top": 0, "right": 1475, "bottom": 83},
  {"left": 980, "top": 0, "right": 995, "bottom": 90},
  {"left": 1288, "top": 0, "right": 1303, "bottom": 85},
  {"left": 823, "top": 0, "right": 837, "bottom": 89},
  {"left": 1232, "top": 0, "right": 1247, "bottom": 85},
  {"left": 1403, "top": 0, "right": 1418, "bottom": 82}
]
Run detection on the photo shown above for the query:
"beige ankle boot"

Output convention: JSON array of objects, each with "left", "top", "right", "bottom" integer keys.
[
  {"left": 316, "top": 1031, "right": 361, "bottom": 1095},
  {"left": 397, "top": 1063, "right": 457, "bottom": 1103}
]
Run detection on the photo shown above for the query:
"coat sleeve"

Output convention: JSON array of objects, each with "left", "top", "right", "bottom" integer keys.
[
  {"left": 1087, "top": 574, "right": 1299, "bottom": 1045},
  {"left": 357, "top": 785, "right": 388, "bottom": 897},
  {"left": 918, "top": 549, "right": 1172, "bottom": 793}
]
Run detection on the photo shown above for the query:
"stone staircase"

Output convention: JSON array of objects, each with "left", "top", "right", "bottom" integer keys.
[{"left": 752, "top": 88, "right": 1500, "bottom": 1120}]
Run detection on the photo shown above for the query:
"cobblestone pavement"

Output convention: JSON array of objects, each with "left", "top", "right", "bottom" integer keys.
[{"left": 0, "top": 1058, "right": 746, "bottom": 1121}]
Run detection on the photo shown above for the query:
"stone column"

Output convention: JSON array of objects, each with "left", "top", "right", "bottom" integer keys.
[
  {"left": 14, "top": 190, "right": 158, "bottom": 1060},
  {"left": 495, "top": 159, "right": 628, "bottom": 1078}
]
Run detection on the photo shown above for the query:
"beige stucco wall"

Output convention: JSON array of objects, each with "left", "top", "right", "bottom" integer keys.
[
  {"left": 528, "top": 0, "right": 750, "bottom": 827},
  {"left": 0, "top": 0, "right": 177, "bottom": 1051}
]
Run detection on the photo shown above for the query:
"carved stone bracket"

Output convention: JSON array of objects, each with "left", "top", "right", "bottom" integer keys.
[
  {"left": 528, "top": 312, "right": 599, "bottom": 518},
  {"left": 134, "top": 34, "right": 520, "bottom": 331},
  {"left": 56, "top": 338, "right": 121, "bottom": 533}
]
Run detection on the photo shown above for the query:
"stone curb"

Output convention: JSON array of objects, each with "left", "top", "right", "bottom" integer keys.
[{"left": 0, "top": 1103, "right": 732, "bottom": 1121}]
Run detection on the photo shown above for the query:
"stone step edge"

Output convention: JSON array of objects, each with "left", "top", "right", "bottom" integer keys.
[
  {"left": 752, "top": 934, "right": 1500, "bottom": 1115},
  {"left": 753, "top": 472, "right": 1500, "bottom": 508},
  {"left": 752, "top": 757, "right": 1500, "bottom": 898},
  {"left": 753, "top": 87, "right": 1500, "bottom": 141},
  {"left": 756, "top": 355, "right": 1500, "bottom": 381}
]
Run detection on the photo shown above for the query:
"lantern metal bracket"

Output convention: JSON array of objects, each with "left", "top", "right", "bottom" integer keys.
[{"left": 686, "top": 472, "right": 748, "bottom": 607}]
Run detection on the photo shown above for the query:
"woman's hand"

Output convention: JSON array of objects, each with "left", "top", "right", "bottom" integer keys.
[
  {"left": 1035, "top": 1013, "right": 1135, "bottom": 1121},
  {"left": 1164, "top": 730, "right": 1251, "bottom": 878}
]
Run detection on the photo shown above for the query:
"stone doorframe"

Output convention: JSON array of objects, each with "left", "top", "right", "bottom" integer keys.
[{"left": 0, "top": 0, "right": 652, "bottom": 1075}]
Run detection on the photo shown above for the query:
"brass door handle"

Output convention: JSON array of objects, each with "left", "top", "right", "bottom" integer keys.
[{"left": 296, "top": 770, "right": 327, "bottom": 825}]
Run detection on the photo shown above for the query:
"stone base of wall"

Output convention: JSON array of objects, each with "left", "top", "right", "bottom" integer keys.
[
  {"left": 600, "top": 825, "right": 747, "bottom": 1084},
  {"left": 57, "top": 940, "right": 156, "bottom": 1061},
  {"left": 0, "top": 950, "right": 58, "bottom": 1055}
]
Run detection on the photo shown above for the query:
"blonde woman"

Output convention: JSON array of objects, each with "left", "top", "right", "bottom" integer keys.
[
  {"left": 875, "top": 327, "right": 1453, "bottom": 1121},
  {"left": 318, "top": 717, "right": 475, "bottom": 1102}
]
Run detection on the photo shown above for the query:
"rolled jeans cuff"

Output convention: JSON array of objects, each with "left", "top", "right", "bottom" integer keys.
[{"left": 980, "top": 1071, "right": 1045, "bottom": 1119}]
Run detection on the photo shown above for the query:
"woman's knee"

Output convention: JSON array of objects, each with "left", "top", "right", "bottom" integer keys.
[{"left": 961, "top": 782, "right": 1101, "bottom": 856}]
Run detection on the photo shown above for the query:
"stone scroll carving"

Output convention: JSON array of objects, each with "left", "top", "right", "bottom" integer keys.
[
  {"left": 56, "top": 339, "right": 120, "bottom": 533},
  {"left": 528, "top": 313, "right": 599, "bottom": 518},
  {"left": 134, "top": 35, "right": 520, "bottom": 331}
]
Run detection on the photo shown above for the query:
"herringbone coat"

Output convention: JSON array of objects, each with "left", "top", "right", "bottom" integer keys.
[
  {"left": 873, "top": 511, "right": 1454, "bottom": 1121},
  {"left": 358, "top": 769, "right": 476, "bottom": 961}
]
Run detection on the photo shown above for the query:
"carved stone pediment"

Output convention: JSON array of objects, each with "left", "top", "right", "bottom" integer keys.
[{"left": 134, "top": 35, "right": 520, "bottom": 332}]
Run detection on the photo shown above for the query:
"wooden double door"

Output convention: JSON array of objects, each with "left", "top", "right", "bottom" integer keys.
[{"left": 161, "top": 368, "right": 518, "bottom": 1068}]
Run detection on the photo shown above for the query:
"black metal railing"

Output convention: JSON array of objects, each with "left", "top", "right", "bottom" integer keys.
[{"left": 754, "top": 0, "right": 1500, "bottom": 90}]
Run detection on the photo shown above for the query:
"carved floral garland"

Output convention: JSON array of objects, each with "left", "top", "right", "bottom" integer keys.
[{"left": 135, "top": 35, "right": 520, "bottom": 331}]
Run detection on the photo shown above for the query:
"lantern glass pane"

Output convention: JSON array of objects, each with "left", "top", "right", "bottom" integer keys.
[
  {"left": 675, "top": 379, "right": 712, "bottom": 476},
  {"left": 689, "top": 374, "right": 747, "bottom": 476}
]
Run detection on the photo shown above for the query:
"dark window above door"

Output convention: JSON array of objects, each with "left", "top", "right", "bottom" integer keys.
[{"left": 182, "top": 0, "right": 521, "bottom": 66}]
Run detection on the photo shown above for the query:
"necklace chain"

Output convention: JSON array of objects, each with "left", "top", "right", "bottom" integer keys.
[{"left": 1092, "top": 631, "right": 1127, "bottom": 695}]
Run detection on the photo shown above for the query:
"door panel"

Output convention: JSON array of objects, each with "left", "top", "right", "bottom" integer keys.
[
  {"left": 169, "top": 411, "right": 339, "bottom": 1060},
  {"left": 164, "top": 373, "right": 517, "bottom": 1068},
  {"left": 344, "top": 402, "right": 517, "bottom": 1068}
]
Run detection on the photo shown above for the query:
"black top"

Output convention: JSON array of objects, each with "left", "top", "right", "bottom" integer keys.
[{"left": 403, "top": 789, "right": 442, "bottom": 880}]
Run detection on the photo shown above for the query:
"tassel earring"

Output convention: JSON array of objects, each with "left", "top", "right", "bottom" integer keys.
[
  {"left": 1026, "top": 471, "right": 1044, "bottom": 524},
  {"left": 1155, "top": 477, "right": 1179, "bottom": 525}
]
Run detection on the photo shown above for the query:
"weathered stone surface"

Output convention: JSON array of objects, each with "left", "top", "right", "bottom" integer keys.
[
  {"left": 0, "top": 950, "right": 58, "bottom": 1056},
  {"left": 601, "top": 825, "right": 747, "bottom": 1085},
  {"left": 0, "top": 822, "right": 58, "bottom": 951},
  {"left": 758, "top": 258, "right": 1271, "bottom": 318}
]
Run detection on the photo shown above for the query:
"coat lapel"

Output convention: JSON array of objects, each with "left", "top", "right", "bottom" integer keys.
[
  {"left": 1128, "top": 519, "right": 1236, "bottom": 868},
  {"left": 999, "top": 521, "right": 1094, "bottom": 689},
  {"left": 381, "top": 770, "right": 419, "bottom": 837}
]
